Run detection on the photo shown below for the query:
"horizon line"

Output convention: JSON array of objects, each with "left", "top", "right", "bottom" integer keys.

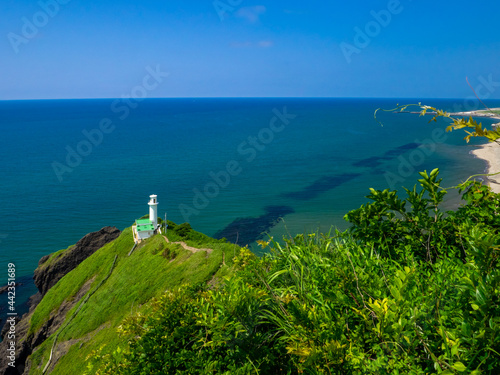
[{"left": 2, "top": 96, "right": 500, "bottom": 102}]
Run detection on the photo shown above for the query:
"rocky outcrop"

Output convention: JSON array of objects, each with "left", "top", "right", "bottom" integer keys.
[
  {"left": 0, "top": 284, "right": 20, "bottom": 295},
  {"left": 0, "top": 227, "right": 120, "bottom": 375},
  {"left": 33, "top": 226, "right": 120, "bottom": 296}
]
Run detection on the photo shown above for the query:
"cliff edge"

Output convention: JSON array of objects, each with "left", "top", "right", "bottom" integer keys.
[
  {"left": 33, "top": 227, "right": 120, "bottom": 297},
  {"left": 0, "top": 227, "right": 120, "bottom": 375}
]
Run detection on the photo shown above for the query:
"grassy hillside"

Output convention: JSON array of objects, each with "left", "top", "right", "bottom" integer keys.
[{"left": 26, "top": 225, "right": 239, "bottom": 374}]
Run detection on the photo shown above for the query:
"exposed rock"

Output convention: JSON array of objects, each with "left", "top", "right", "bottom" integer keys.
[
  {"left": 0, "top": 311, "right": 31, "bottom": 375},
  {"left": 0, "top": 284, "right": 20, "bottom": 295},
  {"left": 37, "top": 255, "right": 50, "bottom": 266},
  {"left": 0, "top": 316, "right": 20, "bottom": 341},
  {"left": 27, "top": 293, "right": 42, "bottom": 313},
  {"left": 33, "top": 226, "right": 120, "bottom": 296}
]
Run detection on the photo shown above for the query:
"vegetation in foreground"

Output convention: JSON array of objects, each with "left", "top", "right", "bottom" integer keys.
[{"left": 86, "top": 170, "right": 500, "bottom": 374}]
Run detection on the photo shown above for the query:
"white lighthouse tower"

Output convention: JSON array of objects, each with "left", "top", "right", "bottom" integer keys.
[{"left": 148, "top": 194, "right": 158, "bottom": 228}]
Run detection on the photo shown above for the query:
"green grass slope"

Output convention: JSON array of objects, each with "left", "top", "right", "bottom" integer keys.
[{"left": 26, "top": 225, "right": 239, "bottom": 375}]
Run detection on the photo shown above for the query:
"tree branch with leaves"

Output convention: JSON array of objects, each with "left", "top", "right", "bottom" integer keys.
[{"left": 375, "top": 103, "right": 500, "bottom": 144}]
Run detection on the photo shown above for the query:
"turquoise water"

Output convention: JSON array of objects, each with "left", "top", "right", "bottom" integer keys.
[{"left": 0, "top": 98, "right": 498, "bottom": 316}]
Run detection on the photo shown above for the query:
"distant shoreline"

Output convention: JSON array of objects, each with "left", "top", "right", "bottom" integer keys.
[
  {"left": 448, "top": 108, "right": 500, "bottom": 124},
  {"left": 470, "top": 142, "right": 500, "bottom": 194},
  {"left": 404, "top": 108, "right": 500, "bottom": 122},
  {"left": 451, "top": 109, "right": 500, "bottom": 193},
  {"left": 403, "top": 108, "right": 500, "bottom": 193}
]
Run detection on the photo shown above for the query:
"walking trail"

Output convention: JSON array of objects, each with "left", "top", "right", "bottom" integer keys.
[
  {"left": 162, "top": 236, "right": 226, "bottom": 266},
  {"left": 162, "top": 236, "right": 213, "bottom": 254}
]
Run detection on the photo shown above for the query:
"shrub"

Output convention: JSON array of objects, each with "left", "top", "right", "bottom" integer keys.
[{"left": 174, "top": 222, "right": 192, "bottom": 238}]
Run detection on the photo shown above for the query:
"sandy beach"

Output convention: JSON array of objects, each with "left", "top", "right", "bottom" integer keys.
[
  {"left": 471, "top": 142, "right": 500, "bottom": 193},
  {"left": 450, "top": 108, "right": 500, "bottom": 193}
]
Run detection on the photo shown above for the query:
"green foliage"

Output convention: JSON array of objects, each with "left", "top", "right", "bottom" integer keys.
[
  {"left": 87, "top": 171, "right": 500, "bottom": 374},
  {"left": 166, "top": 220, "right": 177, "bottom": 230},
  {"left": 344, "top": 168, "right": 455, "bottom": 263},
  {"left": 162, "top": 243, "right": 182, "bottom": 260},
  {"left": 167, "top": 220, "right": 228, "bottom": 246},
  {"left": 86, "top": 281, "right": 291, "bottom": 374},
  {"left": 175, "top": 222, "right": 193, "bottom": 238}
]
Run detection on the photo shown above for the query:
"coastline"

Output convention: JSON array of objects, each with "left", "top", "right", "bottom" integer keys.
[
  {"left": 471, "top": 142, "right": 500, "bottom": 194},
  {"left": 449, "top": 108, "right": 500, "bottom": 122},
  {"left": 449, "top": 108, "right": 500, "bottom": 193}
]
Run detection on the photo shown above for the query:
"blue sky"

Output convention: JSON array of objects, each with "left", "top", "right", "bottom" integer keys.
[{"left": 1, "top": 0, "right": 499, "bottom": 99}]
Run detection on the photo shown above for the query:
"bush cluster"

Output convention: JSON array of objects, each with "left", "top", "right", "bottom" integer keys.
[{"left": 166, "top": 221, "right": 227, "bottom": 246}]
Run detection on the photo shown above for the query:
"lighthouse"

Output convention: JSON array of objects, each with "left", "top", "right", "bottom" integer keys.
[
  {"left": 133, "top": 194, "right": 161, "bottom": 243},
  {"left": 148, "top": 194, "right": 158, "bottom": 227}
]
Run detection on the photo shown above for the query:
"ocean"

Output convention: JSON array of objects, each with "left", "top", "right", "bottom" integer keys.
[{"left": 1, "top": 97, "right": 498, "bottom": 318}]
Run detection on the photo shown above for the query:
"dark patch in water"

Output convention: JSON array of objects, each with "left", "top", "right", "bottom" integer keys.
[
  {"left": 214, "top": 142, "right": 423, "bottom": 244},
  {"left": 382, "top": 142, "right": 421, "bottom": 157},
  {"left": 352, "top": 156, "right": 383, "bottom": 168},
  {"left": 213, "top": 205, "right": 294, "bottom": 245},
  {"left": 282, "top": 173, "right": 361, "bottom": 201},
  {"left": 353, "top": 142, "right": 421, "bottom": 168},
  {"left": 281, "top": 142, "right": 421, "bottom": 201}
]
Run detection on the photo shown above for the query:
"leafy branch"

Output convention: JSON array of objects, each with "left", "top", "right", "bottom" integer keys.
[{"left": 375, "top": 103, "right": 500, "bottom": 144}]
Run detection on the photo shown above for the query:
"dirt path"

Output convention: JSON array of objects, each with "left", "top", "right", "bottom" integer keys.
[{"left": 163, "top": 236, "right": 213, "bottom": 254}]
